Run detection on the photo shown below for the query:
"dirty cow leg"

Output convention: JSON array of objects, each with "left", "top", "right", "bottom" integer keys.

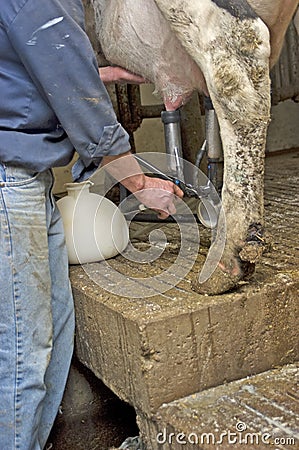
[{"left": 155, "top": 0, "right": 271, "bottom": 294}]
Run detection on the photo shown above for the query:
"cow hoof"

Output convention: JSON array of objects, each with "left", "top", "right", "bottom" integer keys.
[
  {"left": 193, "top": 224, "right": 270, "bottom": 295},
  {"left": 193, "top": 264, "right": 242, "bottom": 295},
  {"left": 239, "top": 237, "right": 265, "bottom": 264},
  {"left": 193, "top": 258, "right": 255, "bottom": 295},
  {"left": 240, "top": 222, "right": 270, "bottom": 263}
]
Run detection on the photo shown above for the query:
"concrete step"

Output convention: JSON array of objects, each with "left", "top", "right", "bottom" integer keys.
[
  {"left": 72, "top": 259, "right": 298, "bottom": 416},
  {"left": 70, "top": 151, "right": 299, "bottom": 418},
  {"left": 138, "top": 363, "right": 299, "bottom": 450}
]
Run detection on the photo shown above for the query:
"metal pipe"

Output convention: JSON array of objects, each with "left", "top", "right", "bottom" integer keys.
[
  {"left": 161, "top": 110, "right": 184, "bottom": 180},
  {"left": 204, "top": 97, "right": 224, "bottom": 195}
]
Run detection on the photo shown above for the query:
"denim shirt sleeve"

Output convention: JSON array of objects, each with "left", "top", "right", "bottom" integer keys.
[{"left": 6, "top": 0, "right": 131, "bottom": 181}]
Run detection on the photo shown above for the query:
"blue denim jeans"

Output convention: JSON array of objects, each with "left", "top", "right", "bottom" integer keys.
[{"left": 0, "top": 164, "right": 75, "bottom": 450}]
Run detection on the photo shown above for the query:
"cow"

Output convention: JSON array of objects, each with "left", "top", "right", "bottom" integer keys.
[{"left": 88, "top": 0, "right": 299, "bottom": 294}]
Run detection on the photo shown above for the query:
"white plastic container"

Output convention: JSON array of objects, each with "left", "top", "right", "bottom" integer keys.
[{"left": 57, "top": 181, "right": 129, "bottom": 264}]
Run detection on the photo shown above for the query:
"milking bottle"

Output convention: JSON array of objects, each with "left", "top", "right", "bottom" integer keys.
[{"left": 57, "top": 181, "right": 129, "bottom": 264}]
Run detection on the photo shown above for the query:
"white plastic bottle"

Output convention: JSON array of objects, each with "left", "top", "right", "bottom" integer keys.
[{"left": 57, "top": 181, "right": 129, "bottom": 264}]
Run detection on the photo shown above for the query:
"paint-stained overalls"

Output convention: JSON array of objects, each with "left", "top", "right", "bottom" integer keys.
[{"left": 0, "top": 1, "right": 130, "bottom": 448}]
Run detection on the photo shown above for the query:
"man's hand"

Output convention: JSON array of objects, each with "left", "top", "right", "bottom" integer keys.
[
  {"left": 133, "top": 176, "right": 183, "bottom": 219},
  {"left": 101, "top": 152, "right": 184, "bottom": 219},
  {"left": 99, "top": 66, "right": 147, "bottom": 84}
]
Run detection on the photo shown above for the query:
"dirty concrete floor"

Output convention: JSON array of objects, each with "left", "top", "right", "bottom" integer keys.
[
  {"left": 47, "top": 150, "right": 299, "bottom": 449},
  {"left": 47, "top": 359, "right": 139, "bottom": 450}
]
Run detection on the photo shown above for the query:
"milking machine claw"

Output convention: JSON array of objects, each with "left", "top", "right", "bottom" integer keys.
[{"left": 132, "top": 154, "right": 221, "bottom": 229}]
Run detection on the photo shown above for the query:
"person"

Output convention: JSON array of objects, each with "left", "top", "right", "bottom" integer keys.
[{"left": 0, "top": 1, "right": 183, "bottom": 449}]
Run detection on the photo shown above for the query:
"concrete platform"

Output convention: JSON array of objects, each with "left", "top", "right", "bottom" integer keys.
[
  {"left": 139, "top": 363, "right": 299, "bottom": 450},
  {"left": 71, "top": 150, "right": 299, "bottom": 418}
]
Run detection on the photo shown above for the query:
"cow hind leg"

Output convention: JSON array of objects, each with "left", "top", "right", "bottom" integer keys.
[{"left": 155, "top": 0, "right": 271, "bottom": 294}]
